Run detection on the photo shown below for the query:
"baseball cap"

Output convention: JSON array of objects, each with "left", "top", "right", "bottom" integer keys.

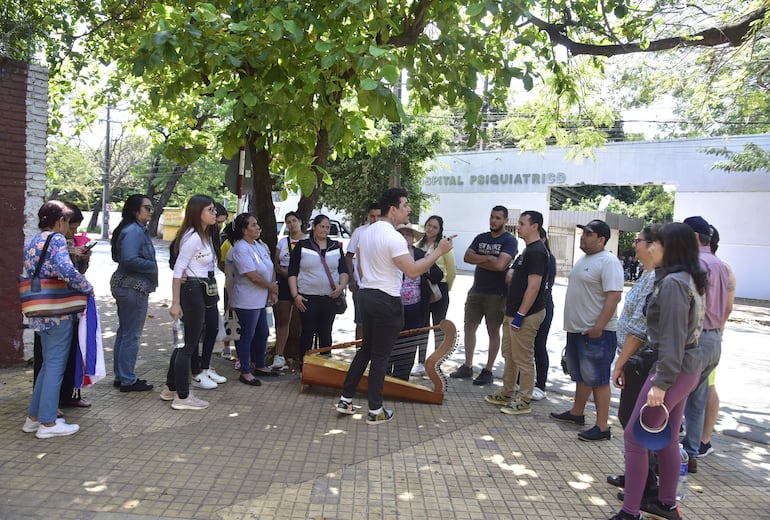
[
  {"left": 683, "top": 216, "right": 712, "bottom": 236},
  {"left": 577, "top": 219, "right": 611, "bottom": 241},
  {"left": 632, "top": 404, "right": 673, "bottom": 450}
]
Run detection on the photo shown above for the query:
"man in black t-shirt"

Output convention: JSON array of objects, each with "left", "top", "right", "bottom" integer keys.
[{"left": 484, "top": 210, "right": 549, "bottom": 415}]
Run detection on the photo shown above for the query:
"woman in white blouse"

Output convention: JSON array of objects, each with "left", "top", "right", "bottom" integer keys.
[{"left": 164, "top": 195, "right": 221, "bottom": 410}]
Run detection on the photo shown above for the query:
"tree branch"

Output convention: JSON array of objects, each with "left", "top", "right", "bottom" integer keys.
[
  {"left": 386, "top": 0, "right": 433, "bottom": 47},
  {"left": 528, "top": 4, "right": 768, "bottom": 57}
]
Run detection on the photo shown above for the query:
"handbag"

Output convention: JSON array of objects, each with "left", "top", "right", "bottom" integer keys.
[
  {"left": 222, "top": 309, "right": 241, "bottom": 341},
  {"left": 308, "top": 238, "right": 348, "bottom": 315},
  {"left": 626, "top": 345, "right": 658, "bottom": 377},
  {"left": 18, "top": 233, "right": 88, "bottom": 317},
  {"left": 428, "top": 280, "right": 443, "bottom": 304}
]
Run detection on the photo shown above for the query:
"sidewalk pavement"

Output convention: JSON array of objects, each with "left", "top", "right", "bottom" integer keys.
[{"left": 1, "top": 242, "right": 768, "bottom": 519}]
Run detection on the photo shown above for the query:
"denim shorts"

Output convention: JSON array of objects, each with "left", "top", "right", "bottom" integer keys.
[{"left": 565, "top": 331, "right": 616, "bottom": 386}]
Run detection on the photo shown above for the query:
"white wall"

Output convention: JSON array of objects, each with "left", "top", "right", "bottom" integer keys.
[{"left": 424, "top": 134, "right": 770, "bottom": 299}]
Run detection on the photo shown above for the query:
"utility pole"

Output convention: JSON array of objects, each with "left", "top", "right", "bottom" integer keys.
[{"left": 101, "top": 103, "right": 112, "bottom": 239}]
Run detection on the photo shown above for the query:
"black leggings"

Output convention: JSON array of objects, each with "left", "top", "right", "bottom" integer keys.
[{"left": 166, "top": 281, "right": 218, "bottom": 398}]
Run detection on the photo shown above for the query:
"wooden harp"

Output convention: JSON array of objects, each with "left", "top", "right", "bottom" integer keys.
[{"left": 300, "top": 319, "right": 457, "bottom": 405}]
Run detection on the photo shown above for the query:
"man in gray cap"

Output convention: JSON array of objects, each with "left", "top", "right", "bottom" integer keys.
[
  {"left": 551, "top": 219, "right": 624, "bottom": 441},
  {"left": 681, "top": 216, "right": 731, "bottom": 472}
]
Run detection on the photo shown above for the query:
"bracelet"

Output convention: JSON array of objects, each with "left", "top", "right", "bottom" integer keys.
[{"left": 292, "top": 294, "right": 299, "bottom": 299}]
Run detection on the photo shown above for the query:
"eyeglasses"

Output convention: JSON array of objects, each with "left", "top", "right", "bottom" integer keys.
[
  {"left": 142, "top": 205, "right": 154, "bottom": 212},
  {"left": 633, "top": 238, "right": 651, "bottom": 245}
]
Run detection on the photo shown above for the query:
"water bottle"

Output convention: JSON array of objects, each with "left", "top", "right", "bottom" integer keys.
[
  {"left": 676, "top": 443, "right": 688, "bottom": 501},
  {"left": 172, "top": 319, "right": 185, "bottom": 349}
]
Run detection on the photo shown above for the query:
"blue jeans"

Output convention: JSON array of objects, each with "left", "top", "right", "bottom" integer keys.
[
  {"left": 29, "top": 320, "right": 75, "bottom": 423},
  {"left": 343, "top": 289, "right": 404, "bottom": 411},
  {"left": 234, "top": 308, "right": 267, "bottom": 374},
  {"left": 683, "top": 329, "right": 722, "bottom": 457},
  {"left": 112, "top": 286, "right": 149, "bottom": 385}
]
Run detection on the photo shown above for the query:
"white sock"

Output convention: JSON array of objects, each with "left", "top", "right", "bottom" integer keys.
[
  {"left": 369, "top": 407, "right": 383, "bottom": 415},
  {"left": 339, "top": 396, "right": 352, "bottom": 404}
]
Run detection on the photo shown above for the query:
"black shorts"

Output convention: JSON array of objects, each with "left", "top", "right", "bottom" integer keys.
[{"left": 277, "top": 276, "right": 292, "bottom": 302}]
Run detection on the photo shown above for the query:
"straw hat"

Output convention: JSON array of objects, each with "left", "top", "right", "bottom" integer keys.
[{"left": 395, "top": 223, "right": 424, "bottom": 241}]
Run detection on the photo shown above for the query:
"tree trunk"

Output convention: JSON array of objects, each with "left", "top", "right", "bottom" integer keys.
[
  {"left": 87, "top": 197, "right": 102, "bottom": 233},
  {"left": 147, "top": 164, "right": 188, "bottom": 237},
  {"left": 247, "top": 135, "right": 277, "bottom": 253}
]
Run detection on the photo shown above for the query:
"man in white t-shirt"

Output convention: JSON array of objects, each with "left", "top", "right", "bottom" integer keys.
[
  {"left": 335, "top": 188, "right": 455, "bottom": 424},
  {"left": 550, "top": 219, "right": 624, "bottom": 442},
  {"left": 345, "top": 202, "right": 381, "bottom": 339}
]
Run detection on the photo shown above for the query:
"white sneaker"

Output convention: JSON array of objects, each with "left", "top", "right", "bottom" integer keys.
[
  {"left": 411, "top": 363, "right": 426, "bottom": 376},
  {"left": 22, "top": 417, "right": 40, "bottom": 433},
  {"left": 531, "top": 388, "right": 547, "bottom": 401},
  {"left": 204, "top": 368, "right": 227, "bottom": 384},
  {"left": 159, "top": 385, "right": 177, "bottom": 401},
  {"left": 171, "top": 393, "right": 209, "bottom": 410},
  {"left": 191, "top": 372, "right": 218, "bottom": 389},
  {"left": 35, "top": 420, "right": 79, "bottom": 439},
  {"left": 269, "top": 355, "right": 287, "bottom": 370},
  {"left": 221, "top": 346, "right": 233, "bottom": 359}
]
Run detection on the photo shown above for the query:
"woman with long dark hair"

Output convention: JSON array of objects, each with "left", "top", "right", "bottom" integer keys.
[
  {"left": 23, "top": 201, "right": 92, "bottom": 438},
  {"left": 610, "top": 222, "right": 707, "bottom": 520},
  {"left": 414, "top": 215, "right": 455, "bottom": 375},
  {"left": 288, "top": 214, "right": 349, "bottom": 366},
  {"left": 271, "top": 211, "right": 305, "bottom": 370},
  {"left": 531, "top": 226, "right": 556, "bottom": 400},
  {"left": 163, "top": 195, "right": 220, "bottom": 409},
  {"left": 110, "top": 194, "right": 158, "bottom": 392}
]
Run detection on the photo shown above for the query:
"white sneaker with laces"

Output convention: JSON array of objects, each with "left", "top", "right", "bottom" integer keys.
[
  {"left": 171, "top": 393, "right": 209, "bottom": 410},
  {"left": 205, "top": 368, "right": 227, "bottom": 384},
  {"left": 35, "top": 419, "right": 79, "bottom": 439},
  {"left": 411, "top": 363, "right": 426, "bottom": 376},
  {"left": 531, "top": 388, "right": 547, "bottom": 401},
  {"left": 159, "top": 385, "right": 177, "bottom": 401},
  {"left": 24, "top": 417, "right": 65, "bottom": 433},
  {"left": 269, "top": 355, "right": 287, "bottom": 370},
  {"left": 191, "top": 372, "right": 217, "bottom": 389}
]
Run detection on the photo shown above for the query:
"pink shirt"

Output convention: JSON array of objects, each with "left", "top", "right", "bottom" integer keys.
[{"left": 699, "top": 246, "right": 731, "bottom": 330}]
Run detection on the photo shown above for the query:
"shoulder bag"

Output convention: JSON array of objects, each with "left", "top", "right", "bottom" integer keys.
[
  {"left": 308, "top": 239, "right": 347, "bottom": 314},
  {"left": 18, "top": 233, "right": 88, "bottom": 317}
]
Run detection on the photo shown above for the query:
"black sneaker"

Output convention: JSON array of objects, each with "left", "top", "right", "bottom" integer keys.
[
  {"left": 607, "top": 474, "right": 625, "bottom": 488},
  {"left": 120, "top": 379, "right": 154, "bottom": 393},
  {"left": 472, "top": 368, "right": 493, "bottom": 385},
  {"left": 640, "top": 499, "right": 682, "bottom": 520},
  {"left": 449, "top": 365, "right": 473, "bottom": 379},
  {"left": 578, "top": 425, "right": 611, "bottom": 441},
  {"left": 698, "top": 441, "right": 714, "bottom": 456},
  {"left": 366, "top": 408, "right": 394, "bottom": 425},
  {"left": 608, "top": 511, "right": 642, "bottom": 520},
  {"left": 550, "top": 410, "right": 586, "bottom": 425}
]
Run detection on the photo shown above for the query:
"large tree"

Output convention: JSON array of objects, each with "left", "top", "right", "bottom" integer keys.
[{"left": 8, "top": 1, "right": 767, "bottom": 247}]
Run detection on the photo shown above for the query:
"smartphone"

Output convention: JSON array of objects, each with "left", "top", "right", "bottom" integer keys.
[{"left": 81, "top": 240, "right": 98, "bottom": 253}]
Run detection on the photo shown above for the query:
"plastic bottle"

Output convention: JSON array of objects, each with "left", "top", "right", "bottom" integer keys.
[
  {"left": 172, "top": 319, "right": 185, "bottom": 349},
  {"left": 676, "top": 443, "right": 688, "bottom": 501}
]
